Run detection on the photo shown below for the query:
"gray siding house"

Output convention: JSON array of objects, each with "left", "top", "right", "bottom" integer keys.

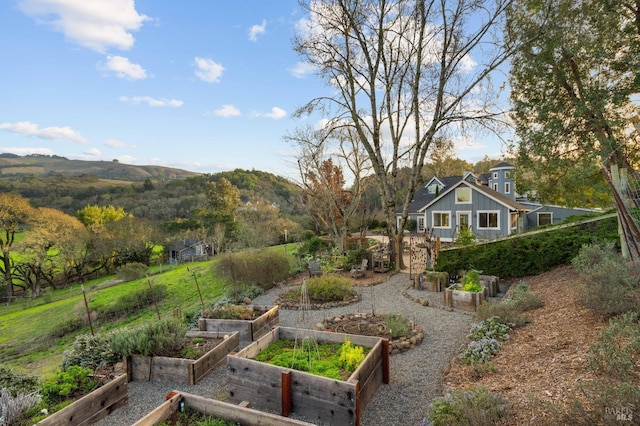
[{"left": 398, "top": 162, "right": 601, "bottom": 242}]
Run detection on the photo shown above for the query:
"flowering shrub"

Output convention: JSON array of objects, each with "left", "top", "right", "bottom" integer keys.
[
  {"left": 459, "top": 337, "right": 501, "bottom": 364},
  {"left": 468, "top": 316, "right": 511, "bottom": 341},
  {"left": 339, "top": 337, "right": 365, "bottom": 371},
  {"left": 427, "top": 386, "right": 510, "bottom": 425}
]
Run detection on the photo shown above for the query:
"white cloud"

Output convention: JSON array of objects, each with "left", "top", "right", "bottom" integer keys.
[
  {"left": 103, "top": 56, "right": 147, "bottom": 80},
  {"left": 290, "top": 61, "right": 315, "bottom": 78},
  {"left": 84, "top": 147, "right": 101, "bottom": 156},
  {"left": 0, "top": 121, "right": 87, "bottom": 143},
  {"left": 120, "top": 96, "right": 183, "bottom": 107},
  {"left": 18, "top": 0, "right": 149, "bottom": 53},
  {"left": 105, "top": 139, "right": 133, "bottom": 148},
  {"left": 0, "top": 147, "right": 54, "bottom": 156},
  {"left": 262, "top": 107, "right": 287, "bottom": 120},
  {"left": 195, "top": 57, "right": 224, "bottom": 83},
  {"left": 207, "top": 105, "right": 241, "bottom": 117},
  {"left": 248, "top": 19, "right": 266, "bottom": 41}
]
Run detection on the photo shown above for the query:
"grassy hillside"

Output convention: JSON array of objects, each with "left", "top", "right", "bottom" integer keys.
[{"left": 0, "top": 261, "right": 227, "bottom": 377}]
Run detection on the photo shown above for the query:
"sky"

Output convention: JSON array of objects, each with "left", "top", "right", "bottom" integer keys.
[{"left": 0, "top": 0, "right": 506, "bottom": 180}]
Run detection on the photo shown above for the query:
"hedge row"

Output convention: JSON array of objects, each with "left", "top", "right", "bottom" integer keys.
[{"left": 435, "top": 215, "right": 618, "bottom": 279}]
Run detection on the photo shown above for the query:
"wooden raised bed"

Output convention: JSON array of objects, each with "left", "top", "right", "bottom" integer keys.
[
  {"left": 36, "top": 374, "right": 128, "bottom": 426},
  {"left": 444, "top": 284, "right": 485, "bottom": 311},
  {"left": 480, "top": 274, "right": 499, "bottom": 297},
  {"left": 133, "top": 390, "right": 315, "bottom": 426},
  {"left": 414, "top": 271, "right": 449, "bottom": 292},
  {"left": 124, "top": 331, "right": 239, "bottom": 385},
  {"left": 198, "top": 305, "right": 279, "bottom": 347},
  {"left": 226, "top": 326, "right": 390, "bottom": 426}
]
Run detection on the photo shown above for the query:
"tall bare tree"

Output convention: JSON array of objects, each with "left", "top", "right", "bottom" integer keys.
[
  {"left": 293, "top": 0, "right": 515, "bottom": 269},
  {"left": 290, "top": 125, "right": 370, "bottom": 252}
]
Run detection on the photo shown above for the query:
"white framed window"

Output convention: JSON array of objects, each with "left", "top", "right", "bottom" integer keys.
[
  {"left": 493, "top": 172, "right": 498, "bottom": 179},
  {"left": 417, "top": 217, "right": 425, "bottom": 232},
  {"left": 492, "top": 183, "right": 498, "bottom": 191},
  {"left": 505, "top": 171, "right": 510, "bottom": 179},
  {"left": 505, "top": 182, "right": 511, "bottom": 194},
  {"left": 432, "top": 211, "right": 451, "bottom": 228},
  {"left": 457, "top": 211, "right": 472, "bottom": 230},
  {"left": 455, "top": 187, "right": 472, "bottom": 204},
  {"left": 427, "top": 183, "right": 440, "bottom": 194},
  {"left": 538, "top": 212, "right": 553, "bottom": 226},
  {"left": 477, "top": 211, "right": 500, "bottom": 229}
]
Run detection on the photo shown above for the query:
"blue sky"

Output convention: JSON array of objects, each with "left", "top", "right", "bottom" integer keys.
[{"left": 0, "top": 0, "right": 504, "bottom": 180}]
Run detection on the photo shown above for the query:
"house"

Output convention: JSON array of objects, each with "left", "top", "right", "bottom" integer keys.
[
  {"left": 398, "top": 162, "right": 601, "bottom": 242},
  {"left": 168, "top": 239, "right": 211, "bottom": 264}
]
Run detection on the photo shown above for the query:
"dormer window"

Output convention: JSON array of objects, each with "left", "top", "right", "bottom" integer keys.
[{"left": 427, "top": 183, "right": 440, "bottom": 194}]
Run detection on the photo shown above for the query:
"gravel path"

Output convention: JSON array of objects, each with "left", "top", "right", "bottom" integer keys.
[{"left": 97, "top": 272, "right": 477, "bottom": 426}]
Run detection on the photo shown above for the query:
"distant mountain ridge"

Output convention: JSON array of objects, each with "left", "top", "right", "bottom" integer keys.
[{"left": 0, "top": 153, "right": 200, "bottom": 181}]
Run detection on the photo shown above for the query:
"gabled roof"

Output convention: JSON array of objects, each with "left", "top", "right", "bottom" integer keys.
[
  {"left": 417, "top": 179, "right": 529, "bottom": 213},
  {"left": 403, "top": 175, "right": 461, "bottom": 214},
  {"left": 490, "top": 161, "right": 514, "bottom": 170}
]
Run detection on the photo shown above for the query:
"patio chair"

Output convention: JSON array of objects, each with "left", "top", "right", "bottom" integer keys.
[
  {"left": 308, "top": 260, "right": 322, "bottom": 277},
  {"left": 351, "top": 258, "right": 368, "bottom": 278}
]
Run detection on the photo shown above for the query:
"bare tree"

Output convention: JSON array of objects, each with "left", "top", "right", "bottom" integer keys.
[
  {"left": 290, "top": 126, "right": 370, "bottom": 252},
  {"left": 293, "top": 0, "right": 515, "bottom": 269}
]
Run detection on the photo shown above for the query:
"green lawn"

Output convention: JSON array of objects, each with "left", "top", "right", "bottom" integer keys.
[{"left": 0, "top": 260, "right": 229, "bottom": 378}]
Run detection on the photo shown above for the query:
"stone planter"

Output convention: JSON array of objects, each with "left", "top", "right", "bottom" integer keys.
[
  {"left": 124, "top": 331, "right": 239, "bottom": 385},
  {"left": 36, "top": 374, "right": 128, "bottom": 425},
  {"left": 414, "top": 271, "right": 449, "bottom": 292},
  {"left": 133, "top": 390, "right": 314, "bottom": 426},
  {"left": 480, "top": 275, "right": 499, "bottom": 297},
  {"left": 444, "top": 284, "right": 485, "bottom": 311},
  {"left": 226, "top": 326, "right": 390, "bottom": 426},
  {"left": 198, "top": 305, "right": 279, "bottom": 347}
]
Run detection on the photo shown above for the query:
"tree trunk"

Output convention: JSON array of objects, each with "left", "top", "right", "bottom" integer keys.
[{"left": 2, "top": 251, "right": 13, "bottom": 300}]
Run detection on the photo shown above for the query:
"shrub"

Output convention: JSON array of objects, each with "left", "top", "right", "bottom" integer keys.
[
  {"left": 476, "top": 301, "right": 531, "bottom": 329},
  {"left": 109, "top": 318, "right": 188, "bottom": 357},
  {"left": 215, "top": 249, "right": 291, "bottom": 291},
  {"left": 455, "top": 227, "right": 476, "bottom": 246},
  {"left": 203, "top": 304, "right": 257, "bottom": 320},
  {"left": 116, "top": 262, "right": 148, "bottom": 281},
  {"left": 305, "top": 276, "right": 356, "bottom": 302},
  {"left": 468, "top": 317, "right": 511, "bottom": 342},
  {"left": 461, "top": 270, "right": 483, "bottom": 292},
  {"left": 384, "top": 313, "right": 411, "bottom": 338},
  {"left": 40, "top": 365, "right": 97, "bottom": 406},
  {"left": 344, "top": 246, "right": 370, "bottom": 269},
  {"left": 436, "top": 214, "right": 618, "bottom": 279},
  {"left": 427, "top": 387, "right": 510, "bottom": 426},
  {"left": 587, "top": 311, "right": 640, "bottom": 382},
  {"left": 339, "top": 337, "right": 365, "bottom": 371},
  {"left": 572, "top": 241, "right": 639, "bottom": 317},
  {"left": 0, "top": 388, "right": 42, "bottom": 426},
  {"left": 61, "top": 332, "right": 121, "bottom": 371},
  {"left": 0, "top": 365, "right": 40, "bottom": 397},
  {"left": 459, "top": 337, "right": 501, "bottom": 364},
  {"left": 510, "top": 281, "right": 543, "bottom": 311}
]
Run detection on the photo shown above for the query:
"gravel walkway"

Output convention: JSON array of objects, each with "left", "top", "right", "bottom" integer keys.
[{"left": 97, "top": 272, "right": 477, "bottom": 426}]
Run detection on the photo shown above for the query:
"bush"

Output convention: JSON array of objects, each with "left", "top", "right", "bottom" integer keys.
[
  {"left": 40, "top": 365, "right": 97, "bottom": 406},
  {"left": 436, "top": 214, "right": 618, "bottom": 279},
  {"left": 476, "top": 280, "right": 542, "bottom": 328},
  {"left": 116, "top": 262, "right": 148, "bottom": 281},
  {"left": 510, "top": 281, "right": 543, "bottom": 311},
  {"left": 468, "top": 316, "right": 511, "bottom": 342},
  {"left": 427, "top": 387, "right": 510, "bottom": 426},
  {"left": 305, "top": 276, "right": 356, "bottom": 302},
  {"left": 572, "top": 241, "right": 639, "bottom": 317},
  {"left": 587, "top": 312, "right": 640, "bottom": 382},
  {"left": 460, "top": 338, "right": 502, "bottom": 365},
  {"left": 384, "top": 313, "right": 411, "bottom": 338},
  {"left": 109, "top": 318, "right": 188, "bottom": 357},
  {"left": 0, "top": 388, "right": 42, "bottom": 426},
  {"left": 0, "top": 365, "right": 40, "bottom": 397},
  {"left": 455, "top": 227, "right": 476, "bottom": 246},
  {"left": 344, "top": 246, "right": 370, "bottom": 269},
  {"left": 61, "top": 332, "right": 121, "bottom": 371},
  {"left": 215, "top": 249, "right": 291, "bottom": 292}
]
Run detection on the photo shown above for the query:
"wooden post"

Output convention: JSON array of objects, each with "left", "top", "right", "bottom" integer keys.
[
  {"left": 382, "top": 340, "right": 390, "bottom": 384},
  {"left": 81, "top": 285, "right": 94, "bottom": 336},
  {"left": 281, "top": 371, "right": 292, "bottom": 417},
  {"left": 354, "top": 380, "right": 361, "bottom": 426}
]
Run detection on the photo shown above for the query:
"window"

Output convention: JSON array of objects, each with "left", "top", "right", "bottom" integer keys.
[
  {"left": 427, "top": 183, "right": 441, "bottom": 194},
  {"left": 505, "top": 171, "right": 510, "bottom": 179},
  {"left": 492, "top": 183, "right": 498, "bottom": 191},
  {"left": 478, "top": 211, "right": 499, "bottom": 229},
  {"left": 510, "top": 213, "right": 518, "bottom": 230},
  {"left": 433, "top": 211, "right": 451, "bottom": 228},
  {"left": 455, "top": 187, "right": 471, "bottom": 203},
  {"left": 417, "top": 217, "right": 425, "bottom": 232},
  {"left": 505, "top": 182, "right": 511, "bottom": 194},
  {"left": 538, "top": 212, "right": 552, "bottom": 226},
  {"left": 493, "top": 172, "right": 498, "bottom": 179}
]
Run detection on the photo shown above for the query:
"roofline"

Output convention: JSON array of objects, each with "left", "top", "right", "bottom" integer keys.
[{"left": 419, "top": 180, "right": 529, "bottom": 212}]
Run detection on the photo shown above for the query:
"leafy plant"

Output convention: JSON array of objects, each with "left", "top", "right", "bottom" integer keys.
[
  {"left": 109, "top": 318, "right": 188, "bottom": 357},
  {"left": 61, "top": 332, "right": 121, "bottom": 370},
  {"left": 468, "top": 317, "right": 511, "bottom": 342},
  {"left": 455, "top": 227, "right": 476, "bottom": 246},
  {"left": 203, "top": 304, "right": 258, "bottom": 320},
  {"left": 384, "top": 313, "right": 411, "bottom": 338},
  {"left": 40, "top": 365, "right": 97, "bottom": 406},
  {"left": 283, "top": 276, "right": 356, "bottom": 303},
  {"left": 460, "top": 270, "right": 483, "bottom": 292},
  {"left": 427, "top": 387, "right": 510, "bottom": 426},
  {"left": 587, "top": 311, "right": 640, "bottom": 381},
  {"left": 339, "top": 337, "right": 365, "bottom": 371},
  {"left": 0, "top": 388, "right": 42, "bottom": 426},
  {"left": 459, "top": 337, "right": 501, "bottom": 364},
  {"left": 0, "top": 365, "right": 40, "bottom": 397}
]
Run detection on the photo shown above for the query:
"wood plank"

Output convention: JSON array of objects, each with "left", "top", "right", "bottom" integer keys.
[
  {"left": 191, "top": 332, "right": 239, "bottom": 384},
  {"left": 131, "top": 393, "right": 180, "bottom": 426},
  {"left": 251, "top": 305, "right": 280, "bottom": 341},
  {"left": 235, "top": 327, "right": 280, "bottom": 359},
  {"left": 36, "top": 374, "right": 128, "bottom": 426}
]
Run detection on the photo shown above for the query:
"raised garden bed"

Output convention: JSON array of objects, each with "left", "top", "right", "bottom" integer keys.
[
  {"left": 444, "top": 284, "right": 485, "bottom": 311},
  {"left": 226, "top": 326, "right": 389, "bottom": 426},
  {"left": 133, "top": 390, "right": 315, "bottom": 426},
  {"left": 198, "top": 305, "right": 279, "bottom": 347},
  {"left": 124, "top": 331, "right": 239, "bottom": 385},
  {"left": 480, "top": 274, "right": 499, "bottom": 297},
  {"left": 414, "top": 271, "right": 449, "bottom": 292},
  {"left": 36, "top": 373, "right": 128, "bottom": 426}
]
